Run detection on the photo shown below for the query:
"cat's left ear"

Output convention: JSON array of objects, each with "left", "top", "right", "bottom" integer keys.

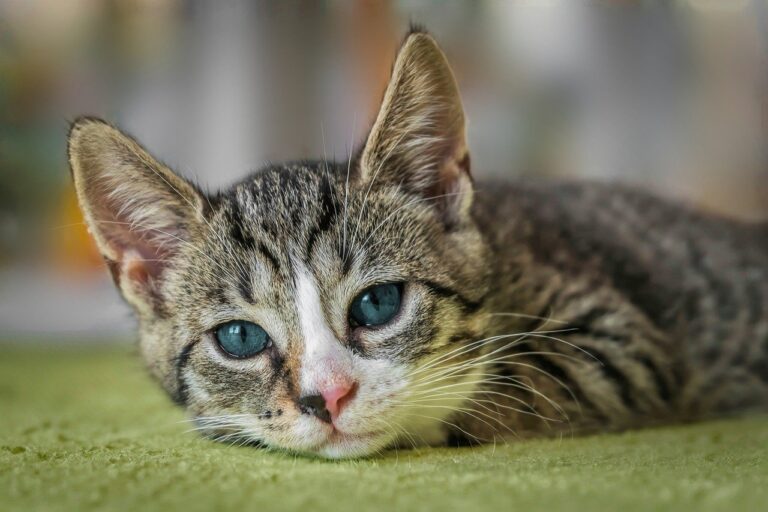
[
  {"left": 67, "top": 117, "right": 207, "bottom": 316},
  {"left": 359, "top": 29, "right": 471, "bottom": 227}
]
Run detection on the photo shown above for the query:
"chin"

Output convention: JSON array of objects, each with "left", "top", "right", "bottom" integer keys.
[
  {"left": 272, "top": 421, "right": 396, "bottom": 459},
  {"left": 310, "top": 431, "right": 396, "bottom": 459},
  {"left": 263, "top": 409, "right": 401, "bottom": 459}
]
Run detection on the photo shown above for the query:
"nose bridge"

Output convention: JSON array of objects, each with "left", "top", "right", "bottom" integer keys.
[
  {"left": 300, "top": 322, "right": 355, "bottom": 395},
  {"left": 293, "top": 263, "right": 355, "bottom": 394},
  {"left": 306, "top": 349, "right": 353, "bottom": 390}
]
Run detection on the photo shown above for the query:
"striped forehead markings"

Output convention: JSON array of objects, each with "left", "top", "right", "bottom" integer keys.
[
  {"left": 304, "top": 174, "right": 340, "bottom": 261},
  {"left": 221, "top": 168, "right": 346, "bottom": 302}
]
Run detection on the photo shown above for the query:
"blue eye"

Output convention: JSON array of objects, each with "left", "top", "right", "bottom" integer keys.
[
  {"left": 214, "top": 320, "right": 271, "bottom": 358},
  {"left": 349, "top": 283, "right": 403, "bottom": 327}
]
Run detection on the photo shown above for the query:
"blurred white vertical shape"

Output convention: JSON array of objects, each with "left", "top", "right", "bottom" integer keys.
[
  {"left": 247, "top": 2, "right": 326, "bottom": 162},
  {"left": 182, "top": 1, "right": 263, "bottom": 187},
  {"left": 122, "top": 1, "right": 264, "bottom": 189},
  {"left": 481, "top": 0, "right": 593, "bottom": 177},
  {"left": 487, "top": 0, "right": 595, "bottom": 178},
  {"left": 491, "top": 0, "right": 593, "bottom": 85},
  {"left": 578, "top": 3, "right": 691, "bottom": 188},
  {"left": 488, "top": 1, "right": 692, "bottom": 188}
]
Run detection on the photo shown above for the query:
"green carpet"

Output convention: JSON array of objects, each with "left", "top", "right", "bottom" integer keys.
[{"left": 1, "top": 344, "right": 766, "bottom": 512}]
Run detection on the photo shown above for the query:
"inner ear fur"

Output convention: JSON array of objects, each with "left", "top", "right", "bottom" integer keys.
[
  {"left": 359, "top": 29, "right": 472, "bottom": 226},
  {"left": 68, "top": 117, "right": 206, "bottom": 313}
]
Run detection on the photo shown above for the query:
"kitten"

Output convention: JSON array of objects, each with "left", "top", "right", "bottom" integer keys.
[{"left": 68, "top": 28, "right": 768, "bottom": 458}]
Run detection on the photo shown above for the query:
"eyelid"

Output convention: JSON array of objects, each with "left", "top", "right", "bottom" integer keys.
[
  {"left": 200, "top": 301, "right": 275, "bottom": 328},
  {"left": 202, "top": 312, "right": 245, "bottom": 332},
  {"left": 347, "top": 280, "right": 403, "bottom": 309},
  {"left": 353, "top": 278, "right": 406, "bottom": 296}
]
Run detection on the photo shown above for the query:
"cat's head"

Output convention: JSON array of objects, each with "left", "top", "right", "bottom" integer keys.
[{"left": 68, "top": 30, "right": 491, "bottom": 458}]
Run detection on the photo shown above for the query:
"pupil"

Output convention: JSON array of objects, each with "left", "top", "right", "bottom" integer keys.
[
  {"left": 216, "top": 320, "right": 269, "bottom": 358},
  {"left": 350, "top": 283, "right": 401, "bottom": 327}
]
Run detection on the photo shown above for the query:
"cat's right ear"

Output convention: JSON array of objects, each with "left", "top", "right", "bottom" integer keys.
[
  {"left": 359, "top": 29, "right": 472, "bottom": 228},
  {"left": 68, "top": 117, "right": 207, "bottom": 315}
]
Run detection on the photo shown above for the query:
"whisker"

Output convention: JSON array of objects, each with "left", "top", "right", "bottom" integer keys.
[
  {"left": 410, "top": 349, "right": 586, "bottom": 390},
  {"left": 524, "top": 333, "right": 602, "bottom": 364},
  {"left": 394, "top": 402, "right": 510, "bottom": 437},
  {"left": 409, "top": 328, "right": 578, "bottom": 380},
  {"left": 409, "top": 373, "right": 570, "bottom": 421},
  {"left": 341, "top": 113, "right": 356, "bottom": 261},
  {"left": 349, "top": 127, "right": 414, "bottom": 252},
  {"left": 486, "top": 310, "right": 570, "bottom": 326},
  {"left": 395, "top": 391, "right": 560, "bottom": 424},
  {"left": 137, "top": 159, "right": 253, "bottom": 287},
  {"left": 358, "top": 190, "right": 469, "bottom": 252},
  {"left": 320, "top": 122, "right": 340, "bottom": 236},
  {"left": 91, "top": 219, "right": 243, "bottom": 286},
  {"left": 396, "top": 412, "right": 489, "bottom": 445}
]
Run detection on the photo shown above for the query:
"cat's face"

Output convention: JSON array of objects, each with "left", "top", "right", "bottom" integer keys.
[
  {"left": 69, "top": 30, "right": 490, "bottom": 458},
  {"left": 158, "top": 164, "right": 488, "bottom": 457}
]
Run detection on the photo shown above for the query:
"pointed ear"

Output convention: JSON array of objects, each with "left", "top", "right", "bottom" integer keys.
[
  {"left": 68, "top": 117, "right": 206, "bottom": 315},
  {"left": 359, "top": 30, "right": 472, "bottom": 227}
]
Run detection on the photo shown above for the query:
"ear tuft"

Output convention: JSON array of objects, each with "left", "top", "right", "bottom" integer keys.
[
  {"left": 68, "top": 117, "right": 205, "bottom": 313},
  {"left": 406, "top": 22, "right": 429, "bottom": 36},
  {"left": 360, "top": 31, "right": 472, "bottom": 227}
]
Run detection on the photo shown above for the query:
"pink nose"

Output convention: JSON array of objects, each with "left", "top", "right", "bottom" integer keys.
[{"left": 320, "top": 381, "right": 357, "bottom": 420}]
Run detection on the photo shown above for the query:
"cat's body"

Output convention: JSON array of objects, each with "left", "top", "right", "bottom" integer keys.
[
  {"left": 68, "top": 29, "right": 768, "bottom": 457},
  {"left": 464, "top": 180, "right": 768, "bottom": 440}
]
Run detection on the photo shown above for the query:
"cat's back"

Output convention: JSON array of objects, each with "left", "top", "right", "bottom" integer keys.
[
  {"left": 474, "top": 178, "right": 768, "bottom": 412},
  {"left": 477, "top": 179, "right": 768, "bottom": 279}
]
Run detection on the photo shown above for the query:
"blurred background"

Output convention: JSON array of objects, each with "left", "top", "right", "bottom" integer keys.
[{"left": 1, "top": 0, "right": 768, "bottom": 341}]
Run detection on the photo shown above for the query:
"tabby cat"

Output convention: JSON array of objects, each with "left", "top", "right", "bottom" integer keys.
[{"left": 68, "top": 29, "right": 768, "bottom": 458}]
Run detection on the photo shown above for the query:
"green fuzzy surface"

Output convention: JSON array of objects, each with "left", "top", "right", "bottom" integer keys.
[{"left": 1, "top": 344, "right": 766, "bottom": 512}]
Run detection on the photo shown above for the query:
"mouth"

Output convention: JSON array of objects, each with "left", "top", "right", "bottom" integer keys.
[
  {"left": 323, "top": 420, "right": 385, "bottom": 442},
  {"left": 309, "top": 424, "right": 390, "bottom": 458},
  {"left": 329, "top": 427, "right": 383, "bottom": 442}
]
